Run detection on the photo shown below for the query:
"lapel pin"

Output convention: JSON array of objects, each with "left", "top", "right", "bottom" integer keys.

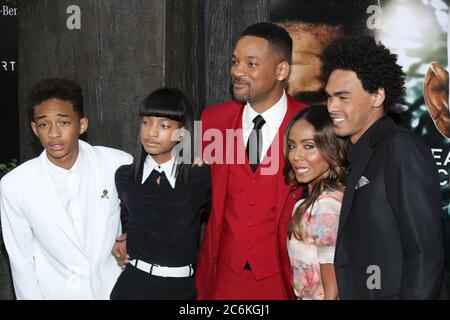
[{"left": 101, "top": 189, "right": 109, "bottom": 199}]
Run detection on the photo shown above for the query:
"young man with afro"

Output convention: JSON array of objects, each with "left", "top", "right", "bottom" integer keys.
[{"left": 322, "top": 36, "right": 447, "bottom": 299}]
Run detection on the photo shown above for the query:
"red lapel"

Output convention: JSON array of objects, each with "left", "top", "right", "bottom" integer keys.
[{"left": 204, "top": 101, "right": 245, "bottom": 235}]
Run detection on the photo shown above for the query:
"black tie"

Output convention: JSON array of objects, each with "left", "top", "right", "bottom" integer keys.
[
  {"left": 246, "top": 115, "right": 266, "bottom": 172},
  {"left": 145, "top": 169, "right": 167, "bottom": 186}
]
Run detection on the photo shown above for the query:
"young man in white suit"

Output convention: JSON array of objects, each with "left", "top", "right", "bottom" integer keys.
[{"left": 0, "top": 78, "right": 132, "bottom": 299}]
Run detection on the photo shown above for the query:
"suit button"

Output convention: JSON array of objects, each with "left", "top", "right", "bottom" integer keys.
[
  {"left": 248, "top": 201, "right": 255, "bottom": 206},
  {"left": 252, "top": 180, "right": 257, "bottom": 185},
  {"left": 245, "top": 245, "right": 251, "bottom": 250},
  {"left": 247, "top": 222, "right": 253, "bottom": 227}
]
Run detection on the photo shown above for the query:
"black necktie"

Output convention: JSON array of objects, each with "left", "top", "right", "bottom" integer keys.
[
  {"left": 246, "top": 115, "right": 266, "bottom": 172},
  {"left": 145, "top": 169, "right": 167, "bottom": 186}
]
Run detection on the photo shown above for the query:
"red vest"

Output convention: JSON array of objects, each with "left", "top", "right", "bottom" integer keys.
[{"left": 219, "top": 120, "right": 280, "bottom": 279}]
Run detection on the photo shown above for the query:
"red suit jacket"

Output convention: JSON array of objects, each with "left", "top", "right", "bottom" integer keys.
[{"left": 195, "top": 94, "right": 306, "bottom": 299}]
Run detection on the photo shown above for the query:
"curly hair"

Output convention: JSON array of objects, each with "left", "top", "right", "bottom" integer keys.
[
  {"left": 321, "top": 36, "right": 406, "bottom": 110},
  {"left": 29, "top": 78, "right": 83, "bottom": 120}
]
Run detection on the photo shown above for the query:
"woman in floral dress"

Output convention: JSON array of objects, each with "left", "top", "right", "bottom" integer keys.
[{"left": 284, "top": 105, "right": 350, "bottom": 300}]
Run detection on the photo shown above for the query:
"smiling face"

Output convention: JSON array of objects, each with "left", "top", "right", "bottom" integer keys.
[
  {"left": 231, "top": 35, "right": 289, "bottom": 112},
  {"left": 31, "top": 98, "right": 88, "bottom": 170},
  {"left": 140, "top": 116, "right": 183, "bottom": 164},
  {"left": 325, "top": 69, "right": 385, "bottom": 144},
  {"left": 287, "top": 118, "right": 330, "bottom": 192}
]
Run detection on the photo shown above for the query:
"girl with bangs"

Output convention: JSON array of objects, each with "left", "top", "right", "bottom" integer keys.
[
  {"left": 110, "top": 88, "right": 210, "bottom": 300},
  {"left": 283, "top": 105, "right": 350, "bottom": 300}
]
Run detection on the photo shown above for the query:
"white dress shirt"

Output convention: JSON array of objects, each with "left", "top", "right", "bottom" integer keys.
[
  {"left": 142, "top": 155, "right": 177, "bottom": 188},
  {"left": 46, "top": 145, "right": 88, "bottom": 249},
  {"left": 242, "top": 90, "right": 288, "bottom": 160}
]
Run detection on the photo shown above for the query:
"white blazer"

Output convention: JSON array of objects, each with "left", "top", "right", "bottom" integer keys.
[{"left": 0, "top": 140, "right": 132, "bottom": 299}]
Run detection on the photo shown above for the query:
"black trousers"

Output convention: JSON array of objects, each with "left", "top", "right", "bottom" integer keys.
[{"left": 110, "top": 265, "right": 196, "bottom": 300}]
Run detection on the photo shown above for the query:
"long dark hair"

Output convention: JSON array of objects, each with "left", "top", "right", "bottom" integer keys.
[
  {"left": 132, "top": 87, "right": 195, "bottom": 184},
  {"left": 283, "top": 105, "right": 350, "bottom": 240}
]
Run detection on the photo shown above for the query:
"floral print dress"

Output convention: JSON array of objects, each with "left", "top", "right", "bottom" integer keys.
[{"left": 287, "top": 189, "right": 343, "bottom": 300}]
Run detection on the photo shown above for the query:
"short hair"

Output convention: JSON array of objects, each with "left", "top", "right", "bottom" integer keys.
[
  {"left": 241, "top": 22, "right": 293, "bottom": 64},
  {"left": 29, "top": 78, "right": 83, "bottom": 120},
  {"left": 321, "top": 36, "right": 406, "bottom": 110}
]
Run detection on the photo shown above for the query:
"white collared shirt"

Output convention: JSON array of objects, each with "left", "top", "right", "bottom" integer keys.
[
  {"left": 242, "top": 90, "right": 288, "bottom": 160},
  {"left": 46, "top": 143, "right": 88, "bottom": 248},
  {"left": 142, "top": 155, "right": 177, "bottom": 188}
]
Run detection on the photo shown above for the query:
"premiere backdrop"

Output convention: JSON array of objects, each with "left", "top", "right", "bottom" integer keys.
[
  {"left": 0, "top": 0, "right": 449, "bottom": 298},
  {"left": 0, "top": 0, "right": 18, "bottom": 164},
  {"left": 0, "top": 0, "right": 17, "bottom": 300}
]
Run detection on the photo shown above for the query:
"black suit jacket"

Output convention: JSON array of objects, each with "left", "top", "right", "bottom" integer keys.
[{"left": 335, "top": 117, "right": 446, "bottom": 299}]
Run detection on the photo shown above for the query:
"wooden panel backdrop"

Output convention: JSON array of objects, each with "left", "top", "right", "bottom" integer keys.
[
  {"left": 204, "top": 0, "right": 270, "bottom": 108},
  {"left": 18, "top": 0, "right": 271, "bottom": 159},
  {"left": 19, "top": 0, "right": 203, "bottom": 160}
]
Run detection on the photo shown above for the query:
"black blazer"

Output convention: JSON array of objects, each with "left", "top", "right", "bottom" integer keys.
[{"left": 335, "top": 117, "right": 447, "bottom": 299}]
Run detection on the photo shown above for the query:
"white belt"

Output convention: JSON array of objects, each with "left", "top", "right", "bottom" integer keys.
[{"left": 129, "top": 259, "right": 194, "bottom": 278}]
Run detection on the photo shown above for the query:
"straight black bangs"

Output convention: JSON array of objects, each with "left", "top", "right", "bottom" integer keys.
[{"left": 139, "top": 88, "right": 186, "bottom": 123}]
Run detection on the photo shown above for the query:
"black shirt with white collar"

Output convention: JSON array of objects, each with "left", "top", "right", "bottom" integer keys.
[{"left": 115, "top": 163, "right": 211, "bottom": 267}]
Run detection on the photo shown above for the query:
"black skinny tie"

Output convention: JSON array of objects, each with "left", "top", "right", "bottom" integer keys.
[{"left": 246, "top": 115, "right": 266, "bottom": 172}]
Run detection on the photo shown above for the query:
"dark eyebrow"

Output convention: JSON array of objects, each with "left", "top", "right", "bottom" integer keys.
[
  {"left": 36, "top": 113, "right": 69, "bottom": 121},
  {"left": 287, "top": 138, "right": 315, "bottom": 144},
  {"left": 287, "top": 138, "right": 295, "bottom": 144},
  {"left": 232, "top": 54, "right": 260, "bottom": 61},
  {"left": 327, "top": 91, "right": 351, "bottom": 97}
]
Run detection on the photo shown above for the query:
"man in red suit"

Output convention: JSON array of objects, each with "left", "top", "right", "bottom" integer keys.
[{"left": 196, "top": 22, "right": 307, "bottom": 300}]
